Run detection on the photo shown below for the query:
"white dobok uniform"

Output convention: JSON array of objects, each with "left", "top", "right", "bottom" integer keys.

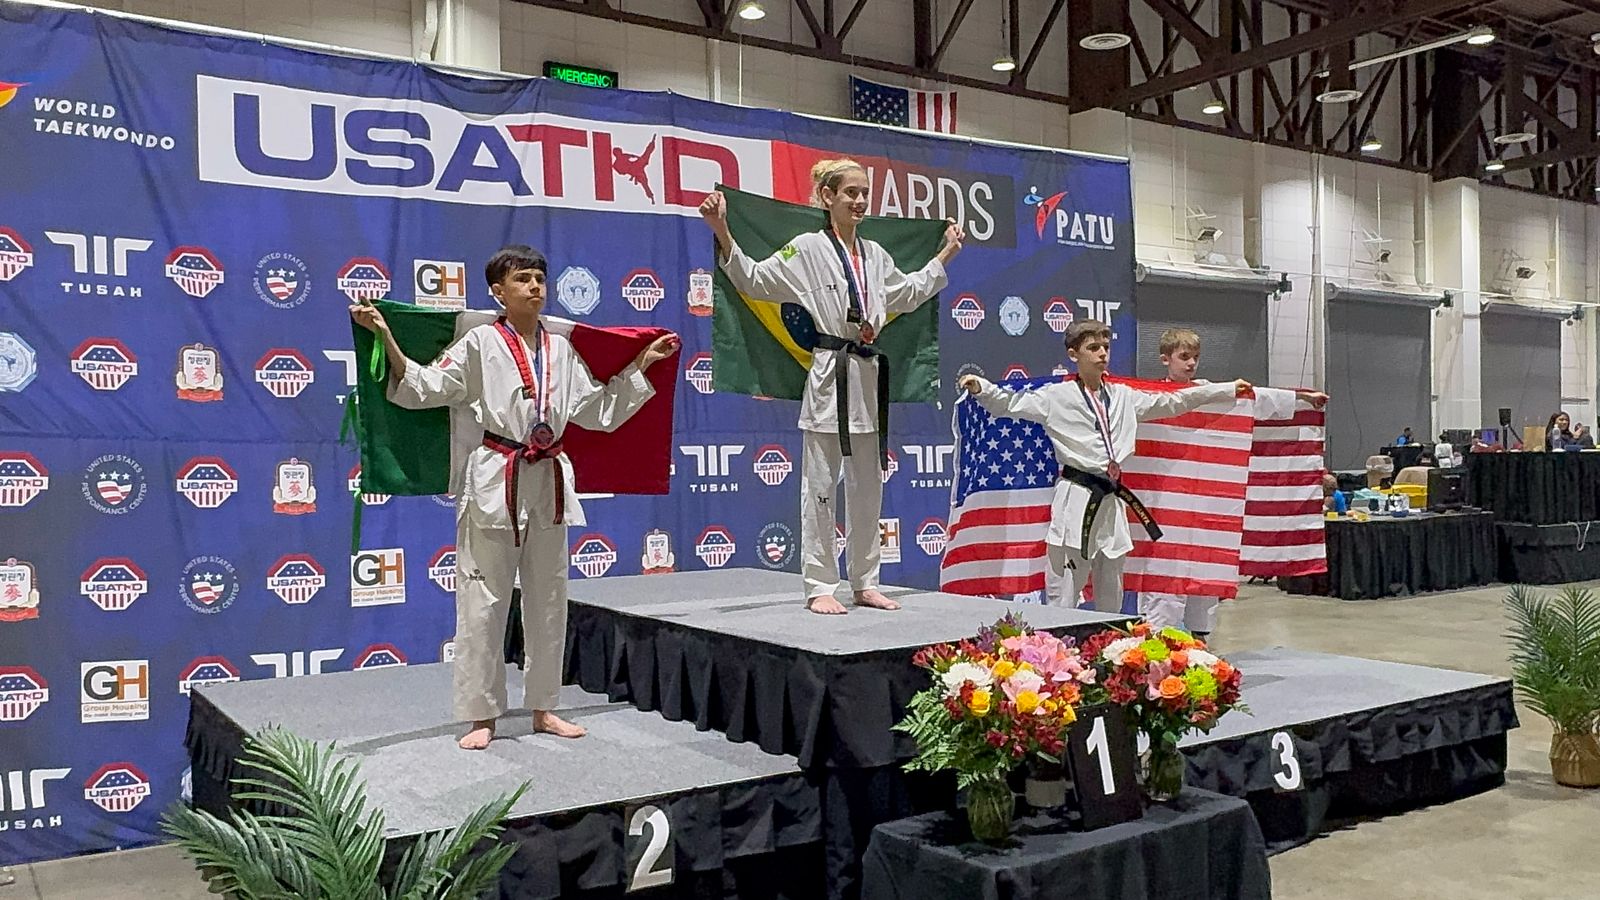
[
  {"left": 389, "top": 317, "right": 655, "bottom": 722},
  {"left": 970, "top": 376, "right": 1237, "bottom": 610},
  {"left": 720, "top": 230, "right": 946, "bottom": 599}
]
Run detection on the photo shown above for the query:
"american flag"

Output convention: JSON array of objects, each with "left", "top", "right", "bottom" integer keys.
[
  {"left": 1240, "top": 406, "right": 1329, "bottom": 577},
  {"left": 850, "top": 75, "right": 958, "bottom": 134},
  {"left": 940, "top": 377, "right": 1327, "bottom": 599},
  {"left": 940, "top": 378, "right": 1059, "bottom": 597}
]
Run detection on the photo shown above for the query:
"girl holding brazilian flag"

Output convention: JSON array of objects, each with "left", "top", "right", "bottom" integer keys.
[{"left": 700, "top": 159, "right": 964, "bottom": 615}]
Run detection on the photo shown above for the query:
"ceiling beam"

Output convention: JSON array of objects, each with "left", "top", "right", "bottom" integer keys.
[{"left": 1116, "top": 0, "right": 1476, "bottom": 106}]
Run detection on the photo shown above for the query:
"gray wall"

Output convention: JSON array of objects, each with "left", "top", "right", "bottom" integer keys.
[
  {"left": 1132, "top": 282, "right": 1270, "bottom": 385},
  {"left": 1325, "top": 298, "right": 1432, "bottom": 470},
  {"left": 1480, "top": 311, "right": 1562, "bottom": 440}
]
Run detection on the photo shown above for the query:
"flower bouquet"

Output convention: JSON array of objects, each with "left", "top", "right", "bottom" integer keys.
[
  {"left": 896, "top": 614, "right": 1094, "bottom": 842},
  {"left": 1079, "top": 623, "right": 1245, "bottom": 801}
]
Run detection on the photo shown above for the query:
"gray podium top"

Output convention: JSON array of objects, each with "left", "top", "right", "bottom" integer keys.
[
  {"left": 568, "top": 568, "right": 1129, "bottom": 656},
  {"left": 196, "top": 664, "right": 804, "bottom": 836}
]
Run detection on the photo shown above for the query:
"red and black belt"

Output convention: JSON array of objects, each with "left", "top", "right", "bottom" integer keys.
[{"left": 483, "top": 430, "right": 565, "bottom": 546}]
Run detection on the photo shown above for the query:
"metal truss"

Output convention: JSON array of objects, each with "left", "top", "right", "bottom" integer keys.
[{"left": 512, "top": 0, "right": 1600, "bottom": 202}]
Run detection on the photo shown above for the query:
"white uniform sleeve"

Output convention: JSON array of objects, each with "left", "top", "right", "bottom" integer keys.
[
  {"left": 719, "top": 237, "right": 814, "bottom": 308},
  {"left": 388, "top": 332, "right": 473, "bottom": 409},
  {"left": 1252, "top": 386, "right": 1300, "bottom": 422},
  {"left": 566, "top": 351, "right": 657, "bottom": 434},
  {"left": 880, "top": 246, "right": 948, "bottom": 314},
  {"left": 1129, "top": 381, "right": 1237, "bottom": 421},
  {"left": 973, "top": 377, "right": 1051, "bottom": 424}
]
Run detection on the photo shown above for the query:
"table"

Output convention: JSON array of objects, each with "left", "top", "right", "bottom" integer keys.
[
  {"left": 1465, "top": 452, "right": 1600, "bottom": 525},
  {"left": 1277, "top": 510, "right": 1496, "bottom": 600},
  {"left": 859, "top": 789, "right": 1270, "bottom": 900},
  {"left": 1382, "top": 443, "right": 1426, "bottom": 472}
]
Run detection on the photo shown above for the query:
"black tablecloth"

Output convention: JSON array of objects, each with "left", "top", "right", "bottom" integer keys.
[
  {"left": 1465, "top": 452, "right": 1600, "bottom": 525},
  {"left": 859, "top": 789, "right": 1270, "bottom": 900},
  {"left": 1496, "top": 519, "right": 1600, "bottom": 584},
  {"left": 1277, "top": 511, "right": 1496, "bottom": 600},
  {"left": 1382, "top": 444, "right": 1426, "bottom": 471}
]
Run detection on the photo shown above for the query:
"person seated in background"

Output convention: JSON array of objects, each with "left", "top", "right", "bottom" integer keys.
[
  {"left": 1575, "top": 423, "right": 1596, "bottom": 450},
  {"left": 1394, "top": 426, "right": 1414, "bottom": 445},
  {"left": 1545, "top": 412, "right": 1584, "bottom": 451},
  {"left": 1322, "top": 472, "right": 1346, "bottom": 513}
]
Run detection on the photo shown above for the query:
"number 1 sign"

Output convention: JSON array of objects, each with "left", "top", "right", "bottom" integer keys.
[{"left": 1065, "top": 705, "right": 1143, "bottom": 829}]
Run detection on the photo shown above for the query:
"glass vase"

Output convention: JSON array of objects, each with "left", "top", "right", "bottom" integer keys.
[
  {"left": 1141, "top": 744, "right": 1185, "bottom": 802},
  {"left": 965, "top": 776, "right": 1015, "bottom": 843}
]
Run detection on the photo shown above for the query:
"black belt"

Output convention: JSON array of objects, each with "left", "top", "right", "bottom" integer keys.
[
  {"left": 814, "top": 332, "right": 889, "bottom": 469},
  {"left": 1060, "top": 463, "right": 1162, "bottom": 550}
]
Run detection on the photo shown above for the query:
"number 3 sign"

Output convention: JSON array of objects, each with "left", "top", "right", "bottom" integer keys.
[{"left": 1065, "top": 705, "right": 1143, "bottom": 829}]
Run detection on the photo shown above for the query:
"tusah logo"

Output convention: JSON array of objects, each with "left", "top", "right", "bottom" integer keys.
[
  {"left": 1, "top": 767, "right": 71, "bottom": 831},
  {"left": 252, "top": 649, "right": 344, "bottom": 678},
  {"left": 351, "top": 549, "right": 406, "bottom": 607},
  {"left": 679, "top": 444, "right": 744, "bottom": 494},
  {"left": 196, "top": 76, "right": 772, "bottom": 212},
  {"left": 80, "top": 660, "right": 150, "bottom": 723}
]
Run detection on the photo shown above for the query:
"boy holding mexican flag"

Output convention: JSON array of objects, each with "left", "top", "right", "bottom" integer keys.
[{"left": 350, "top": 245, "right": 678, "bottom": 750}]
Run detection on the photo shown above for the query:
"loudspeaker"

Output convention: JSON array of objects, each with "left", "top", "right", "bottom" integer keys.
[
  {"left": 1499, "top": 407, "right": 1513, "bottom": 427},
  {"left": 1428, "top": 467, "right": 1466, "bottom": 512}
]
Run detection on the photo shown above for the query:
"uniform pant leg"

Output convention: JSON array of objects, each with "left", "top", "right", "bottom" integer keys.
[
  {"left": 1047, "top": 542, "right": 1090, "bottom": 608},
  {"left": 801, "top": 429, "right": 845, "bottom": 599},
  {"left": 517, "top": 523, "right": 569, "bottom": 712},
  {"left": 1090, "top": 553, "right": 1127, "bottom": 613},
  {"left": 1185, "top": 596, "right": 1221, "bottom": 635},
  {"left": 842, "top": 433, "right": 885, "bottom": 592},
  {"left": 1140, "top": 592, "right": 1188, "bottom": 629},
  {"left": 453, "top": 522, "right": 520, "bottom": 723}
]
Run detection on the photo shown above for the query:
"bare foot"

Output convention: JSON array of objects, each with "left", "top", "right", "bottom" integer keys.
[
  {"left": 854, "top": 589, "right": 901, "bottom": 611},
  {"left": 458, "top": 719, "right": 495, "bottom": 750},
  {"left": 532, "top": 710, "right": 587, "bottom": 738},
  {"left": 806, "top": 594, "right": 849, "bottom": 615}
]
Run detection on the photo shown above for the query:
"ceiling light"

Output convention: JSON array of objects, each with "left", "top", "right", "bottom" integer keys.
[
  {"left": 992, "top": 54, "right": 1017, "bottom": 73},
  {"left": 1516, "top": 266, "right": 1535, "bottom": 280},
  {"left": 1201, "top": 98, "right": 1225, "bottom": 115},
  {"left": 737, "top": 0, "right": 765, "bottom": 21},
  {"left": 1316, "top": 88, "right": 1362, "bottom": 104},
  {"left": 1485, "top": 159, "right": 1506, "bottom": 172},
  {"left": 1344, "top": 25, "right": 1497, "bottom": 73},
  {"left": 1494, "top": 131, "right": 1536, "bottom": 145},
  {"left": 1079, "top": 33, "right": 1131, "bottom": 51},
  {"left": 1360, "top": 134, "right": 1384, "bottom": 152},
  {"left": 1195, "top": 226, "right": 1220, "bottom": 242},
  {"left": 1464, "top": 25, "right": 1496, "bottom": 46}
]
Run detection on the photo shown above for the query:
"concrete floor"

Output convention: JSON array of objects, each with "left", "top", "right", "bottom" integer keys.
[{"left": 3, "top": 580, "right": 1596, "bottom": 899}]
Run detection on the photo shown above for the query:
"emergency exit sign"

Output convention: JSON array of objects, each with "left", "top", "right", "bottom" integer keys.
[{"left": 544, "top": 61, "right": 619, "bottom": 89}]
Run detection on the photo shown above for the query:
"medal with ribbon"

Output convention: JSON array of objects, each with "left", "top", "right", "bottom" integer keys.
[
  {"left": 1079, "top": 381, "right": 1121, "bottom": 482},
  {"left": 494, "top": 318, "right": 555, "bottom": 449}
]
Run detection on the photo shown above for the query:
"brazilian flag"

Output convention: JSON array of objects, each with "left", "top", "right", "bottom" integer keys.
[{"left": 711, "top": 186, "right": 944, "bottom": 402}]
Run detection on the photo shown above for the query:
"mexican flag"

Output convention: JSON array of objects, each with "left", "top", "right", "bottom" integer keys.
[
  {"left": 711, "top": 186, "right": 944, "bottom": 402},
  {"left": 348, "top": 300, "right": 676, "bottom": 497}
]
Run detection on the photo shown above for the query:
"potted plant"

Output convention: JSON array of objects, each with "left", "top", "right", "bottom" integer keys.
[
  {"left": 1505, "top": 585, "right": 1600, "bottom": 788},
  {"left": 1079, "top": 623, "right": 1246, "bottom": 801},
  {"left": 896, "top": 614, "right": 1093, "bottom": 842},
  {"left": 163, "top": 727, "right": 527, "bottom": 898}
]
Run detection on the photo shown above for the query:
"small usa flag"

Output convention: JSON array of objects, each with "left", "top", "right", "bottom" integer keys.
[{"left": 850, "top": 75, "right": 957, "bottom": 134}]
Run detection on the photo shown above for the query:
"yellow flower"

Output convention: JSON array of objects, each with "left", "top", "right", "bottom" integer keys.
[
  {"left": 1017, "top": 661, "right": 1035, "bottom": 672},
  {"left": 1042, "top": 698, "right": 1059, "bottom": 713},
  {"left": 1060, "top": 705, "right": 1077, "bottom": 726},
  {"left": 969, "top": 689, "right": 992, "bottom": 716},
  {"left": 992, "top": 660, "right": 1017, "bottom": 679},
  {"left": 1014, "top": 690, "right": 1042, "bottom": 714}
]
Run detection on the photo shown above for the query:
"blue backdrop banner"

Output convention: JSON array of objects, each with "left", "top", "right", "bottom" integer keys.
[{"left": 0, "top": 3, "right": 1134, "bottom": 863}]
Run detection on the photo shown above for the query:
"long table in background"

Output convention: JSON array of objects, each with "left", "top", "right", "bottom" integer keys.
[
  {"left": 1465, "top": 452, "right": 1600, "bottom": 524},
  {"left": 1277, "top": 511, "right": 1496, "bottom": 600}
]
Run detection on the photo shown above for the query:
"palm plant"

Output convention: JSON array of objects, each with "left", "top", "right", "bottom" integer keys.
[
  {"left": 1505, "top": 585, "right": 1600, "bottom": 787},
  {"left": 163, "top": 727, "right": 526, "bottom": 899}
]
